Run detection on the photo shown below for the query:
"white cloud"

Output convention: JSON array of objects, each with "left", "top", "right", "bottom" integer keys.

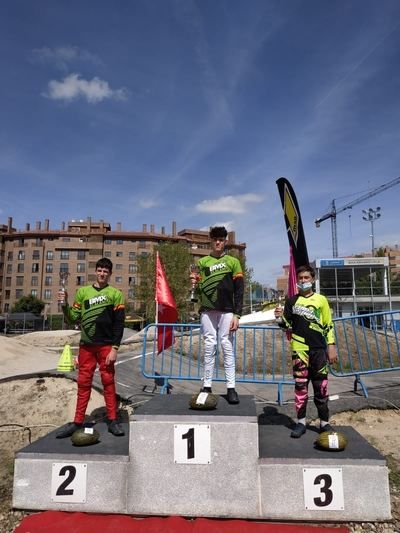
[
  {"left": 195, "top": 193, "right": 263, "bottom": 214},
  {"left": 43, "top": 73, "right": 129, "bottom": 104},
  {"left": 30, "top": 46, "right": 102, "bottom": 71},
  {"left": 139, "top": 198, "right": 158, "bottom": 209}
]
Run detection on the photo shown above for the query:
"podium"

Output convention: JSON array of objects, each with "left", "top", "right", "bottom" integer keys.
[{"left": 13, "top": 394, "right": 391, "bottom": 521}]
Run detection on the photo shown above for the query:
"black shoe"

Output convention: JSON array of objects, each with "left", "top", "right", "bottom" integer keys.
[
  {"left": 291, "top": 422, "right": 306, "bottom": 438},
  {"left": 56, "top": 422, "right": 82, "bottom": 439},
  {"left": 227, "top": 388, "right": 240, "bottom": 404},
  {"left": 320, "top": 423, "right": 334, "bottom": 433},
  {"left": 201, "top": 387, "right": 212, "bottom": 393},
  {"left": 108, "top": 420, "right": 125, "bottom": 437}
]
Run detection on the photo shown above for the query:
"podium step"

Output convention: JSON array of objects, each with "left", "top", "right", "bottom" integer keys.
[{"left": 12, "top": 395, "right": 391, "bottom": 521}]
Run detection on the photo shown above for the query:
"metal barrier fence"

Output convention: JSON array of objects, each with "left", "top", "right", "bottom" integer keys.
[
  {"left": 142, "top": 323, "right": 293, "bottom": 404},
  {"left": 141, "top": 310, "right": 400, "bottom": 403},
  {"left": 331, "top": 309, "right": 400, "bottom": 398}
]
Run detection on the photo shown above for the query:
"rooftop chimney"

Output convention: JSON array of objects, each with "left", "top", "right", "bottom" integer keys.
[
  {"left": 116, "top": 222, "right": 122, "bottom": 231},
  {"left": 25, "top": 223, "right": 30, "bottom": 231},
  {"left": 36, "top": 221, "right": 41, "bottom": 230},
  {"left": 172, "top": 221, "right": 176, "bottom": 236},
  {"left": 44, "top": 219, "right": 49, "bottom": 231},
  {"left": 142, "top": 224, "right": 147, "bottom": 233},
  {"left": 150, "top": 224, "right": 155, "bottom": 233}
]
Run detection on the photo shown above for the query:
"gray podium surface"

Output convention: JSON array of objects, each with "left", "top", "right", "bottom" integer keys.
[{"left": 12, "top": 394, "right": 392, "bottom": 521}]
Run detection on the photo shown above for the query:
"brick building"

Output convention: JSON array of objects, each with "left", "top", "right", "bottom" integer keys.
[{"left": 0, "top": 217, "right": 246, "bottom": 315}]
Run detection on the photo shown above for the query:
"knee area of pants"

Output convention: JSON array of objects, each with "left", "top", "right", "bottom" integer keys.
[{"left": 295, "top": 382, "right": 307, "bottom": 391}]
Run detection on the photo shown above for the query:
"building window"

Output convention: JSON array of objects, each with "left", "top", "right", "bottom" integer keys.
[
  {"left": 128, "top": 289, "right": 134, "bottom": 299},
  {"left": 17, "top": 263, "right": 24, "bottom": 273},
  {"left": 60, "top": 263, "right": 68, "bottom": 273},
  {"left": 7, "top": 252, "right": 13, "bottom": 261},
  {"left": 129, "top": 276, "right": 135, "bottom": 285},
  {"left": 129, "top": 264, "right": 136, "bottom": 273},
  {"left": 116, "top": 251, "right": 123, "bottom": 257},
  {"left": 77, "top": 250, "right": 86, "bottom": 260},
  {"left": 18, "top": 251, "right": 25, "bottom": 260},
  {"left": 32, "top": 250, "right": 40, "bottom": 260},
  {"left": 45, "top": 276, "right": 52, "bottom": 286},
  {"left": 139, "top": 241, "right": 146, "bottom": 249},
  {"left": 15, "top": 289, "right": 23, "bottom": 299},
  {"left": 35, "top": 238, "right": 42, "bottom": 246},
  {"left": 116, "top": 239, "right": 123, "bottom": 245},
  {"left": 7, "top": 264, "right": 12, "bottom": 274},
  {"left": 31, "top": 276, "right": 38, "bottom": 286},
  {"left": 115, "top": 276, "right": 122, "bottom": 283},
  {"left": 4, "top": 303, "right": 9, "bottom": 312},
  {"left": 44, "top": 289, "right": 52, "bottom": 300},
  {"left": 5, "top": 291, "right": 11, "bottom": 300},
  {"left": 5, "top": 277, "right": 11, "bottom": 287},
  {"left": 16, "top": 276, "right": 24, "bottom": 286},
  {"left": 60, "top": 250, "right": 69, "bottom": 259},
  {"left": 76, "top": 276, "right": 85, "bottom": 286},
  {"left": 18, "top": 238, "right": 24, "bottom": 246},
  {"left": 31, "top": 289, "right": 38, "bottom": 297},
  {"left": 77, "top": 263, "right": 85, "bottom": 273},
  {"left": 129, "top": 252, "right": 136, "bottom": 260},
  {"left": 32, "top": 263, "right": 39, "bottom": 273},
  {"left": 46, "top": 264, "right": 53, "bottom": 273},
  {"left": 116, "top": 264, "right": 123, "bottom": 270},
  {"left": 46, "top": 251, "right": 54, "bottom": 260},
  {"left": 104, "top": 251, "right": 112, "bottom": 258},
  {"left": 62, "top": 237, "right": 71, "bottom": 242},
  {"left": 104, "top": 239, "right": 112, "bottom": 244}
]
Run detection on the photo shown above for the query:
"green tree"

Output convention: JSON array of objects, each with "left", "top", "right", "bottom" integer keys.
[
  {"left": 136, "top": 242, "right": 193, "bottom": 322},
  {"left": 11, "top": 295, "right": 45, "bottom": 315}
]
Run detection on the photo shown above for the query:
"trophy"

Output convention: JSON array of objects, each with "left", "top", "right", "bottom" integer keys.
[
  {"left": 275, "top": 291, "right": 284, "bottom": 324},
  {"left": 58, "top": 270, "right": 69, "bottom": 309},
  {"left": 189, "top": 264, "right": 200, "bottom": 302}
]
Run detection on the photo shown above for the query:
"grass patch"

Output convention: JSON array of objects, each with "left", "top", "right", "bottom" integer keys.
[{"left": 386, "top": 454, "right": 400, "bottom": 490}]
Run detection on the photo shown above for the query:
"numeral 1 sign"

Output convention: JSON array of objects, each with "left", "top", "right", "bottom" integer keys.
[
  {"left": 303, "top": 468, "right": 344, "bottom": 510},
  {"left": 51, "top": 462, "right": 87, "bottom": 503},
  {"left": 174, "top": 424, "right": 211, "bottom": 464}
]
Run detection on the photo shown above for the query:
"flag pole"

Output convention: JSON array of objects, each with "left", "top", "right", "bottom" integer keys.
[{"left": 155, "top": 251, "right": 159, "bottom": 325}]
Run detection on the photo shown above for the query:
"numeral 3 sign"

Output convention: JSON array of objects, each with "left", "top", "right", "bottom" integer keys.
[{"left": 303, "top": 468, "right": 344, "bottom": 510}]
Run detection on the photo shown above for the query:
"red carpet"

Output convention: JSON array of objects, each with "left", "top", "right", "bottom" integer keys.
[{"left": 14, "top": 512, "right": 349, "bottom": 532}]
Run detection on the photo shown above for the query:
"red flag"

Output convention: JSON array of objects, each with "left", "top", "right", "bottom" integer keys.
[{"left": 155, "top": 253, "right": 178, "bottom": 354}]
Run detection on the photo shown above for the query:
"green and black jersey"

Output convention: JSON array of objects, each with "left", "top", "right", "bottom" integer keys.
[
  {"left": 197, "top": 254, "right": 244, "bottom": 317},
  {"left": 63, "top": 284, "right": 125, "bottom": 346},
  {"left": 280, "top": 292, "right": 335, "bottom": 352}
]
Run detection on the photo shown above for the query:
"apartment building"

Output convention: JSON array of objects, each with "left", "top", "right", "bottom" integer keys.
[{"left": 0, "top": 217, "right": 246, "bottom": 315}]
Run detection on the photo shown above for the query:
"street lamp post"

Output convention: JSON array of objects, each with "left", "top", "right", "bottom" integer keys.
[{"left": 362, "top": 207, "right": 381, "bottom": 257}]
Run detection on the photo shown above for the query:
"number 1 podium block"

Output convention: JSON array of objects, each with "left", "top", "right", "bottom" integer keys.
[{"left": 127, "top": 394, "right": 260, "bottom": 518}]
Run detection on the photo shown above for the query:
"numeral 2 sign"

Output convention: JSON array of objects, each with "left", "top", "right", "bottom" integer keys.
[
  {"left": 51, "top": 463, "right": 87, "bottom": 503},
  {"left": 174, "top": 424, "right": 211, "bottom": 464},
  {"left": 303, "top": 468, "right": 344, "bottom": 510}
]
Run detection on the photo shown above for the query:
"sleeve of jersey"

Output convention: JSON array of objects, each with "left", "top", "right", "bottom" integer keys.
[
  {"left": 321, "top": 296, "right": 335, "bottom": 344},
  {"left": 63, "top": 289, "right": 83, "bottom": 324},
  {"left": 232, "top": 259, "right": 244, "bottom": 317},
  {"left": 112, "top": 291, "right": 125, "bottom": 347},
  {"left": 280, "top": 298, "right": 293, "bottom": 330}
]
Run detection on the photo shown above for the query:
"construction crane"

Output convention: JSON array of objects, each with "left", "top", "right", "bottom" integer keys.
[{"left": 315, "top": 176, "right": 400, "bottom": 257}]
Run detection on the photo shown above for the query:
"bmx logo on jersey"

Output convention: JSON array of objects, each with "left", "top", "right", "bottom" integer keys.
[
  {"left": 210, "top": 262, "right": 226, "bottom": 274},
  {"left": 88, "top": 295, "right": 108, "bottom": 307}
]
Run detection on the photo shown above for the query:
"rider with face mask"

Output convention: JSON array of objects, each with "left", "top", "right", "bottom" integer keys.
[{"left": 274, "top": 265, "right": 338, "bottom": 438}]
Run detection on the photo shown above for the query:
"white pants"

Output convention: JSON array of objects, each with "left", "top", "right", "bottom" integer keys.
[{"left": 201, "top": 310, "right": 236, "bottom": 389}]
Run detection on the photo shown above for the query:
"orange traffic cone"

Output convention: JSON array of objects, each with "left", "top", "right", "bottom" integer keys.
[{"left": 57, "top": 344, "right": 75, "bottom": 372}]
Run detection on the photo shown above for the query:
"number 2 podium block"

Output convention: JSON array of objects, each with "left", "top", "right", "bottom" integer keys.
[{"left": 127, "top": 394, "right": 259, "bottom": 518}]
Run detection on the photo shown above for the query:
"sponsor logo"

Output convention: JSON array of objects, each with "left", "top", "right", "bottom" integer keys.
[
  {"left": 209, "top": 262, "right": 226, "bottom": 273},
  {"left": 293, "top": 304, "right": 316, "bottom": 321},
  {"left": 284, "top": 184, "right": 298, "bottom": 245},
  {"left": 88, "top": 295, "right": 108, "bottom": 306}
]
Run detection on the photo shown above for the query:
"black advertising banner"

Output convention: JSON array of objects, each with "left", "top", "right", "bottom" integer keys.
[{"left": 276, "top": 177, "right": 309, "bottom": 269}]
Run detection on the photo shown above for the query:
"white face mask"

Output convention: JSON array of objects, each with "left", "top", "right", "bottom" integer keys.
[{"left": 297, "top": 281, "right": 313, "bottom": 292}]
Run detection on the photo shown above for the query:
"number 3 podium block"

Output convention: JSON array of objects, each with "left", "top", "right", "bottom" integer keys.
[{"left": 127, "top": 394, "right": 260, "bottom": 518}]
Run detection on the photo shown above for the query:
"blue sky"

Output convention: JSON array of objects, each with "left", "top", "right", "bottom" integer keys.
[{"left": 1, "top": 0, "right": 400, "bottom": 285}]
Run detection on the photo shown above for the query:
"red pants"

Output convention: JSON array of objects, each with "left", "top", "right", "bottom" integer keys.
[{"left": 74, "top": 345, "right": 117, "bottom": 424}]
